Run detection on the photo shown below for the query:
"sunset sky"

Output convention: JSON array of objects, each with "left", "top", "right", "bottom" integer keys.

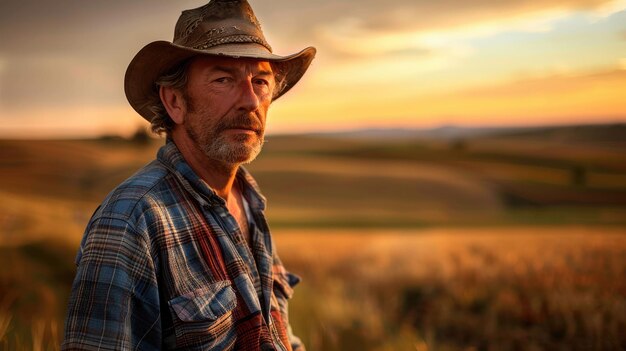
[{"left": 1, "top": 0, "right": 625, "bottom": 138}]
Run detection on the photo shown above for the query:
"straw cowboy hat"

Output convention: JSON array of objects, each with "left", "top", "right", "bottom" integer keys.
[{"left": 124, "top": 0, "right": 316, "bottom": 121}]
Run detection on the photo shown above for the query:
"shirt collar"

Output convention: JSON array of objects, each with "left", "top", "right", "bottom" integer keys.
[
  {"left": 236, "top": 166, "right": 267, "bottom": 211},
  {"left": 157, "top": 139, "right": 266, "bottom": 211}
]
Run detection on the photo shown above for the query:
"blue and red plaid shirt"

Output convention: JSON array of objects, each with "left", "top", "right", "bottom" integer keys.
[{"left": 62, "top": 140, "right": 304, "bottom": 351}]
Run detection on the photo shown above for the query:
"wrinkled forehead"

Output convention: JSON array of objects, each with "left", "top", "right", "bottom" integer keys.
[{"left": 187, "top": 55, "right": 273, "bottom": 76}]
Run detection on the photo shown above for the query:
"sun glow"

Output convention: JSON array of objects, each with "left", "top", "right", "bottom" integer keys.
[{"left": 1, "top": 0, "right": 625, "bottom": 137}]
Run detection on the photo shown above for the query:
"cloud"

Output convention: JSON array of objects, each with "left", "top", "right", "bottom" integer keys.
[
  {"left": 451, "top": 67, "right": 626, "bottom": 98},
  {"left": 270, "top": 0, "right": 623, "bottom": 60},
  {"left": 0, "top": 54, "right": 128, "bottom": 113},
  {"left": 403, "top": 67, "right": 626, "bottom": 125},
  {"left": 1, "top": 0, "right": 624, "bottom": 136},
  {"left": 0, "top": 1, "right": 203, "bottom": 56},
  {"left": 2, "top": 0, "right": 621, "bottom": 59},
  {"left": 0, "top": 0, "right": 197, "bottom": 111},
  {"left": 277, "top": 0, "right": 618, "bottom": 33},
  {"left": 270, "top": 65, "right": 626, "bottom": 130}
]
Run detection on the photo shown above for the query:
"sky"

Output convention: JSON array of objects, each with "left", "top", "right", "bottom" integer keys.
[{"left": 0, "top": 0, "right": 625, "bottom": 138}]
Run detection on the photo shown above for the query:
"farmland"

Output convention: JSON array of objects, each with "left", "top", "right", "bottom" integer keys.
[{"left": 0, "top": 124, "right": 625, "bottom": 350}]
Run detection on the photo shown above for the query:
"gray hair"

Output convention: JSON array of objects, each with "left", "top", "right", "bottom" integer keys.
[
  {"left": 148, "top": 58, "right": 286, "bottom": 135},
  {"left": 148, "top": 60, "right": 192, "bottom": 135}
]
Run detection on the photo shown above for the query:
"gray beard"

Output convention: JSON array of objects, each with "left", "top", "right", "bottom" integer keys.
[{"left": 186, "top": 124, "right": 264, "bottom": 165}]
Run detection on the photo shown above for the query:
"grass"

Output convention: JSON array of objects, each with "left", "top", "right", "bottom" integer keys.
[
  {"left": 277, "top": 228, "right": 626, "bottom": 351},
  {"left": 0, "top": 240, "right": 75, "bottom": 350},
  {"left": 0, "top": 126, "right": 625, "bottom": 349},
  {"left": 17, "top": 227, "right": 623, "bottom": 350}
]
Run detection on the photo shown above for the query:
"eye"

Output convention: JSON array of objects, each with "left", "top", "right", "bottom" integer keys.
[
  {"left": 214, "top": 77, "right": 232, "bottom": 84},
  {"left": 253, "top": 78, "right": 269, "bottom": 86}
]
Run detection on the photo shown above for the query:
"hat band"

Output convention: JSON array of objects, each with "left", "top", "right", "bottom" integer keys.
[{"left": 193, "top": 35, "right": 272, "bottom": 52}]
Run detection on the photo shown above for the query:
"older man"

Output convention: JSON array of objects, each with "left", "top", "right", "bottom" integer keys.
[{"left": 62, "top": 1, "right": 315, "bottom": 350}]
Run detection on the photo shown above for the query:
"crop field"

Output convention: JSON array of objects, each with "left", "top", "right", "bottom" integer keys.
[
  {"left": 277, "top": 227, "right": 626, "bottom": 351},
  {"left": 0, "top": 125, "right": 625, "bottom": 350}
]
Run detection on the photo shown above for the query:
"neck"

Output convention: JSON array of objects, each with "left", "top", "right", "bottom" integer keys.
[{"left": 171, "top": 131, "right": 240, "bottom": 201}]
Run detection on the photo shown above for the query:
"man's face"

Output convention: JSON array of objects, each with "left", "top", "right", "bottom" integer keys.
[{"left": 181, "top": 56, "right": 275, "bottom": 165}]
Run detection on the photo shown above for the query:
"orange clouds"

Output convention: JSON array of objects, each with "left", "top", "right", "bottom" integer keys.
[
  {"left": 269, "top": 66, "right": 626, "bottom": 131},
  {"left": 1, "top": 0, "right": 625, "bottom": 137},
  {"left": 419, "top": 68, "right": 626, "bottom": 123}
]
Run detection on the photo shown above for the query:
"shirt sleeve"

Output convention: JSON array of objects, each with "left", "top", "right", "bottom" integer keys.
[
  {"left": 62, "top": 216, "right": 161, "bottom": 351},
  {"left": 272, "top": 268, "right": 306, "bottom": 351},
  {"left": 284, "top": 272, "right": 305, "bottom": 351}
]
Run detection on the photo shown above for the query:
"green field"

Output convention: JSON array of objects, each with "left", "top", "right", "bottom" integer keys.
[{"left": 0, "top": 125, "right": 625, "bottom": 350}]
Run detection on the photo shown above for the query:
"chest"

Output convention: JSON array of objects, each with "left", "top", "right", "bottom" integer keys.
[
  {"left": 153, "top": 200, "right": 274, "bottom": 303},
  {"left": 150, "top": 201, "right": 287, "bottom": 339}
]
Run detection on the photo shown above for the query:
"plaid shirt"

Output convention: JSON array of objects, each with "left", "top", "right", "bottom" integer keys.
[{"left": 62, "top": 141, "right": 304, "bottom": 351}]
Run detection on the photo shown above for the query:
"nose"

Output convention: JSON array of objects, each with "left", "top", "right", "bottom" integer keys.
[{"left": 236, "top": 79, "right": 260, "bottom": 112}]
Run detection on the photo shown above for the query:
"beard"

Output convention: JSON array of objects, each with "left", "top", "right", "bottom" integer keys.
[{"left": 185, "top": 111, "right": 265, "bottom": 165}]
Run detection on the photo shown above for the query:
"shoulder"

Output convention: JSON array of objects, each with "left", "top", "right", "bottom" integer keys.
[
  {"left": 77, "top": 159, "right": 179, "bottom": 262},
  {"left": 91, "top": 159, "right": 178, "bottom": 228}
]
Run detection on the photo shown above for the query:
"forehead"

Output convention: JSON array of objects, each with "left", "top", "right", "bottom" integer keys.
[{"left": 187, "top": 56, "right": 273, "bottom": 75}]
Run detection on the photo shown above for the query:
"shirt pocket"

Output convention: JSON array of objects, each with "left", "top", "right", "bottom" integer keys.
[{"left": 168, "top": 281, "right": 238, "bottom": 349}]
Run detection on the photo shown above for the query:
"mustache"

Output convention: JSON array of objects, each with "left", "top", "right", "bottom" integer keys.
[{"left": 216, "top": 113, "right": 264, "bottom": 134}]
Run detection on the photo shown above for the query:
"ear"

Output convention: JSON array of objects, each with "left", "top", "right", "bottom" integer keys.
[{"left": 159, "top": 86, "right": 186, "bottom": 125}]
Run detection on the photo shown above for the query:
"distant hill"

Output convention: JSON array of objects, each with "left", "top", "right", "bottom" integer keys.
[
  {"left": 482, "top": 123, "right": 626, "bottom": 143},
  {"left": 304, "top": 123, "right": 626, "bottom": 144},
  {"left": 308, "top": 126, "right": 514, "bottom": 140}
]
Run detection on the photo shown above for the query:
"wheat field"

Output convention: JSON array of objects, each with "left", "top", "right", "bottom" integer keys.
[{"left": 276, "top": 227, "right": 626, "bottom": 351}]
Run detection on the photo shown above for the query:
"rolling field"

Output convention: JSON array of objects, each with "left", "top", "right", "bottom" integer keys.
[{"left": 0, "top": 125, "right": 625, "bottom": 350}]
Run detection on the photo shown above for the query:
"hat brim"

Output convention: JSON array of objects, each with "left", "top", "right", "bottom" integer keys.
[{"left": 124, "top": 41, "right": 316, "bottom": 122}]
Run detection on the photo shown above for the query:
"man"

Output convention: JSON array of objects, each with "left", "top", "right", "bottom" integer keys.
[{"left": 62, "top": 1, "right": 315, "bottom": 350}]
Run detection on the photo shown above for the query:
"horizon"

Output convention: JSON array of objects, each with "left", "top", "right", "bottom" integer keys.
[{"left": 1, "top": 120, "right": 624, "bottom": 141}]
